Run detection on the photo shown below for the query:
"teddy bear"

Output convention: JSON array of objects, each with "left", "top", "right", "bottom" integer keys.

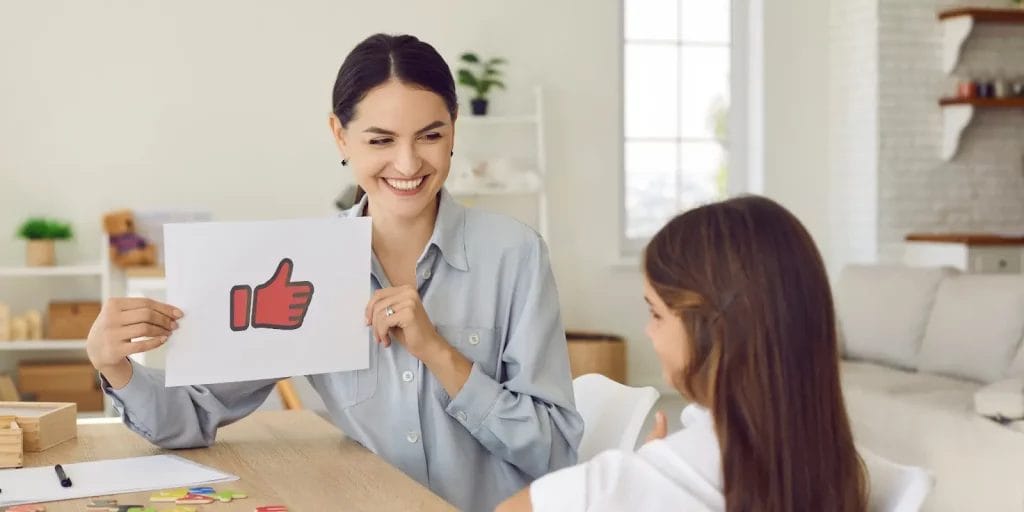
[{"left": 103, "top": 209, "right": 157, "bottom": 268}]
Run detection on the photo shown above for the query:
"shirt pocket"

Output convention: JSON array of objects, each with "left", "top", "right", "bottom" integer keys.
[
  {"left": 325, "top": 333, "right": 379, "bottom": 409},
  {"left": 437, "top": 324, "right": 501, "bottom": 379}
]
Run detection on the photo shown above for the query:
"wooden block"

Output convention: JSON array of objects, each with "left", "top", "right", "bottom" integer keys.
[
  {"left": 11, "top": 316, "right": 29, "bottom": 340},
  {"left": 47, "top": 301, "right": 102, "bottom": 340},
  {"left": 0, "top": 402, "right": 77, "bottom": 452},
  {"left": 0, "top": 417, "right": 24, "bottom": 468},
  {"left": 25, "top": 310, "right": 43, "bottom": 340},
  {"left": 0, "top": 302, "right": 10, "bottom": 341}
]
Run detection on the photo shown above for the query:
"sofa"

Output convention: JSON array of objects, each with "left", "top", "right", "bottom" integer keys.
[{"left": 835, "top": 265, "right": 1024, "bottom": 511}]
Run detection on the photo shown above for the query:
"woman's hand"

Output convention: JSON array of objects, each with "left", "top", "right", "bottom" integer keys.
[
  {"left": 87, "top": 297, "right": 183, "bottom": 388},
  {"left": 365, "top": 285, "right": 445, "bottom": 360}
]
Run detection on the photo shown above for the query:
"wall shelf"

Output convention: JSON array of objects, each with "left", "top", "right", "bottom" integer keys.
[
  {"left": 0, "top": 340, "right": 88, "bottom": 351},
  {"left": 938, "top": 8, "right": 1024, "bottom": 74},
  {"left": 0, "top": 264, "right": 104, "bottom": 277},
  {"left": 938, "top": 97, "right": 1024, "bottom": 160}
]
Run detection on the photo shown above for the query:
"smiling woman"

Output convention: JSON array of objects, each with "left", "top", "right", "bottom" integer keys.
[{"left": 88, "top": 33, "right": 583, "bottom": 512}]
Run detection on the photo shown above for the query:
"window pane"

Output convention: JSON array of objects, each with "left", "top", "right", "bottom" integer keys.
[
  {"left": 626, "top": 141, "right": 678, "bottom": 239},
  {"left": 625, "top": 0, "right": 679, "bottom": 41},
  {"left": 679, "top": 141, "right": 727, "bottom": 208},
  {"left": 625, "top": 43, "right": 679, "bottom": 139},
  {"left": 679, "top": 46, "right": 729, "bottom": 139},
  {"left": 681, "top": 0, "right": 730, "bottom": 43}
]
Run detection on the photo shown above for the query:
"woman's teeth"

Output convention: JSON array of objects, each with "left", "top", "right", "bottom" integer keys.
[{"left": 385, "top": 177, "right": 424, "bottom": 191}]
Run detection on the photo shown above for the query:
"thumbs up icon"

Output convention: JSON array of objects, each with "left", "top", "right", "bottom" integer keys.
[{"left": 230, "top": 258, "right": 314, "bottom": 331}]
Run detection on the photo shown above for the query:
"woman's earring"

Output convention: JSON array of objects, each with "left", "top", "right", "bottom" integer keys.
[{"left": 341, "top": 159, "right": 348, "bottom": 166}]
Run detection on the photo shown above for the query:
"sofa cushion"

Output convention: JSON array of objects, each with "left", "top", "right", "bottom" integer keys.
[
  {"left": 917, "top": 274, "right": 1024, "bottom": 383},
  {"left": 841, "top": 360, "right": 1024, "bottom": 511},
  {"left": 835, "top": 265, "right": 956, "bottom": 370}
]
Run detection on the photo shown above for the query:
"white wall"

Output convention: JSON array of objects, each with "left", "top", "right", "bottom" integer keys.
[
  {"left": 0, "top": 0, "right": 837, "bottom": 392},
  {"left": 761, "top": 0, "right": 834, "bottom": 272}
]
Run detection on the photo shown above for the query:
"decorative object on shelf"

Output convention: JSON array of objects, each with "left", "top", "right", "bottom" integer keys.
[
  {"left": 457, "top": 52, "right": 507, "bottom": 116},
  {"left": 10, "top": 316, "right": 28, "bottom": 340},
  {"left": 1012, "top": 80, "right": 1024, "bottom": 97},
  {"left": 23, "top": 310, "right": 42, "bottom": 340},
  {"left": 47, "top": 301, "right": 102, "bottom": 340},
  {"left": 17, "top": 217, "right": 73, "bottom": 267},
  {"left": 103, "top": 209, "right": 157, "bottom": 268},
  {"left": 0, "top": 374, "right": 20, "bottom": 401},
  {"left": 447, "top": 157, "right": 541, "bottom": 195},
  {"left": 0, "top": 303, "right": 9, "bottom": 342}
]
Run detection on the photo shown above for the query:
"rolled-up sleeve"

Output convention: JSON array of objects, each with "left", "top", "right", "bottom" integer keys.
[
  {"left": 445, "top": 235, "right": 583, "bottom": 478},
  {"left": 103, "top": 358, "right": 278, "bottom": 449}
]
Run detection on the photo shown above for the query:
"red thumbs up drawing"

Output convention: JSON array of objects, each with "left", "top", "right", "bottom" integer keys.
[{"left": 230, "top": 258, "right": 314, "bottom": 331}]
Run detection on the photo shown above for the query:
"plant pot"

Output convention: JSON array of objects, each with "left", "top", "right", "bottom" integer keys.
[
  {"left": 471, "top": 98, "right": 489, "bottom": 116},
  {"left": 26, "top": 239, "right": 56, "bottom": 267}
]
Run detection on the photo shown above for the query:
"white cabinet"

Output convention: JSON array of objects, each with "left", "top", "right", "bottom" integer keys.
[{"left": 904, "top": 236, "right": 1024, "bottom": 274}]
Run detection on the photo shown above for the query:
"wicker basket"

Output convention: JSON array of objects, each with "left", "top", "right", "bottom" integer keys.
[{"left": 566, "top": 331, "right": 627, "bottom": 383}]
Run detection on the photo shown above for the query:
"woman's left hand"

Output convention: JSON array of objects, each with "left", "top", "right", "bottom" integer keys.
[{"left": 365, "top": 285, "right": 446, "bottom": 359}]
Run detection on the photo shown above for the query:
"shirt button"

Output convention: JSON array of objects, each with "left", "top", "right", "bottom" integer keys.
[
  {"left": 468, "top": 333, "right": 480, "bottom": 345},
  {"left": 406, "top": 431, "right": 420, "bottom": 443},
  {"left": 422, "top": 269, "right": 432, "bottom": 279},
  {"left": 456, "top": 411, "right": 468, "bottom": 423},
  {"left": 401, "top": 370, "right": 414, "bottom": 382}
]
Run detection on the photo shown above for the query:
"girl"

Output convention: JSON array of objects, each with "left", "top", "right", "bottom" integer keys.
[{"left": 499, "top": 196, "right": 866, "bottom": 511}]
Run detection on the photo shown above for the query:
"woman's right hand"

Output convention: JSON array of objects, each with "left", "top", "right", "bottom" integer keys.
[{"left": 87, "top": 297, "right": 183, "bottom": 388}]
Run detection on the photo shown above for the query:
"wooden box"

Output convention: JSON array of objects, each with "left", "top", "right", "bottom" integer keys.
[
  {"left": 566, "top": 331, "right": 627, "bottom": 384},
  {"left": 47, "top": 301, "right": 102, "bottom": 340},
  {"left": 0, "top": 402, "right": 77, "bottom": 452},
  {"left": 0, "top": 416, "right": 24, "bottom": 468},
  {"left": 18, "top": 362, "right": 102, "bottom": 412}
]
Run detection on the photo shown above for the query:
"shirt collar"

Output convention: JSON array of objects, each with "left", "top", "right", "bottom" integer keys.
[{"left": 341, "top": 187, "right": 469, "bottom": 272}]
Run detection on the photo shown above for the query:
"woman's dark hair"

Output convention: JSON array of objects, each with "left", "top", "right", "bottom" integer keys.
[
  {"left": 644, "top": 195, "right": 867, "bottom": 512},
  {"left": 332, "top": 33, "right": 458, "bottom": 127}
]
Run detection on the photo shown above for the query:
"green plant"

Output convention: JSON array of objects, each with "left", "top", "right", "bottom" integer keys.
[
  {"left": 17, "top": 217, "right": 73, "bottom": 240},
  {"left": 457, "top": 53, "right": 507, "bottom": 101}
]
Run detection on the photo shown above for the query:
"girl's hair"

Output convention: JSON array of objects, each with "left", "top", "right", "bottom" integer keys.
[{"left": 644, "top": 195, "right": 867, "bottom": 512}]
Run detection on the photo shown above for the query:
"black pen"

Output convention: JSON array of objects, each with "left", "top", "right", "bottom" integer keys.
[{"left": 54, "top": 464, "right": 72, "bottom": 487}]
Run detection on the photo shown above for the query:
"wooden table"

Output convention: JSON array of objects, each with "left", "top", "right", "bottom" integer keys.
[{"left": 22, "top": 411, "right": 455, "bottom": 511}]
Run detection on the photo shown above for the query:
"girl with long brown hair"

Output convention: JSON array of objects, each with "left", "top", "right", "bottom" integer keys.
[{"left": 499, "top": 195, "right": 867, "bottom": 512}]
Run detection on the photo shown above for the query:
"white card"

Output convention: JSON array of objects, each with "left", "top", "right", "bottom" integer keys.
[{"left": 163, "top": 217, "right": 371, "bottom": 386}]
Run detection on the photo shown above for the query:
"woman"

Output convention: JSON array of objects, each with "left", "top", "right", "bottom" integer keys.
[
  {"left": 499, "top": 196, "right": 866, "bottom": 511},
  {"left": 86, "top": 34, "right": 582, "bottom": 512}
]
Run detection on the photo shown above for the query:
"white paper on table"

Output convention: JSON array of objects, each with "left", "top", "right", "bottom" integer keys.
[
  {"left": 0, "top": 455, "right": 237, "bottom": 506},
  {"left": 163, "top": 217, "right": 371, "bottom": 386}
]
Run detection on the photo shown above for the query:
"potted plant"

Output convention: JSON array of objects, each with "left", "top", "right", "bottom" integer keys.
[
  {"left": 457, "top": 53, "right": 507, "bottom": 116},
  {"left": 17, "top": 218, "right": 73, "bottom": 267}
]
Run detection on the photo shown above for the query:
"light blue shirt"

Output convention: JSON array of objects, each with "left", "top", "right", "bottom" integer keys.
[{"left": 103, "top": 188, "right": 583, "bottom": 511}]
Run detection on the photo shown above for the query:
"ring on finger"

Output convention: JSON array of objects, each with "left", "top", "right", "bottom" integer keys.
[{"left": 385, "top": 305, "right": 395, "bottom": 317}]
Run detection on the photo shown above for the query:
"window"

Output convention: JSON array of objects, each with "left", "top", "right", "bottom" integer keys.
[{"left": 621, "top": 0, "right": 750, "bottom": 251}]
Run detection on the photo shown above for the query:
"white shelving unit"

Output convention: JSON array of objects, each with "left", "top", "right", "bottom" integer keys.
[
  {"left": 451, "top": 86, "right": 549, "bottom": 240},
  {"left": 0, "top": 236, "right": 112, "bottom": 414}
]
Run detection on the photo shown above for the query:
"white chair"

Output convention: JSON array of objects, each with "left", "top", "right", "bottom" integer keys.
[
  {"left": 861, "top": 448, "right": 934, "bottom": 512},
  {"left": 572, "top": 373, "right": 661, "bottom": 462}
]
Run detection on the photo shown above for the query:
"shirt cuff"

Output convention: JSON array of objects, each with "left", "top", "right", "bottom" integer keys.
[
  {"left": 100, "top": 359, "right": 158, "bottom": 436},
  {"left": 445, "top": 362, "right": 503, "bottom": 433},
  {"left": 530, "top": 463, "right": 587, "bottom": 512}
]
